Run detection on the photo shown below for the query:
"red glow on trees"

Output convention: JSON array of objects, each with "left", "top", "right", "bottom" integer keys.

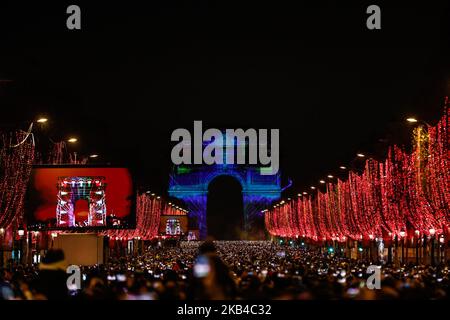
[{"left": 266, "top": 102, "right": 450, "bottom": 241}]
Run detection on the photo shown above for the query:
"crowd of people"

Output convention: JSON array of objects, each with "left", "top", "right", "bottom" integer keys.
[{"left": 0, "top": 240, "right": 449, "bottom": 300}]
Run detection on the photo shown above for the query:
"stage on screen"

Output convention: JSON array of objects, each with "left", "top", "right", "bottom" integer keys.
[{"left": 26, "top": 166, "right": 136, "bottom": 230}]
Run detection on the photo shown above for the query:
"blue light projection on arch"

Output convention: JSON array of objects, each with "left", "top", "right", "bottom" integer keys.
[{"left": 168, "top": 133, "right": 281, "bottom": 239}]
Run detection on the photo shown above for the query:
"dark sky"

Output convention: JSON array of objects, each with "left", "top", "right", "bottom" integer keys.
[{"left": 1, "top": 1, "right": 449, "bottom": 197}]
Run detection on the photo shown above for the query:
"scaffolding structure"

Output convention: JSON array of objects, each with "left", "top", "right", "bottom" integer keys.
[{"left": 56, "top": 176, "right": 107, "bottom": 227}]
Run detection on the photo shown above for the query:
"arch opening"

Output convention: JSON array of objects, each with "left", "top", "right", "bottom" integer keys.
[{"left": 206, "top": 175, "right": 243, "bottom": 240}]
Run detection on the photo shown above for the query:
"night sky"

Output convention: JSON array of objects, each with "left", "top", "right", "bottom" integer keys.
[{"left": 1, "top": 1, "right": 449, "bottom": 198}]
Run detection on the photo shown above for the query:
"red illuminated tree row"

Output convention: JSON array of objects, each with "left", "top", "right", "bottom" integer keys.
[
  {"left": 104, "top": 193, "right": 186, "bottom": 240},
  {"left": 0, "top": 130, "right": 35, "bottom": 228},
  {"left": 266, "top": 104, "right": 449, "bottom": 241}
]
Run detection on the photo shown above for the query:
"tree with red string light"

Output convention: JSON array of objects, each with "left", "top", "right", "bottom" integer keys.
[
  {"left": 0, "top": 130, "right": 35, "bottom": 229},
  {"left": 426, "top": 104, "right": 449, "bottom": 232},
  {"left": 264, "top": 103, "right": 450, "bottom": 246}
]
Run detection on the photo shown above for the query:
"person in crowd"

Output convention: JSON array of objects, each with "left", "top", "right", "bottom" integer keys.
[
  {"left": 0, "top": 241, "right": 448, "bottom": 300},
  {"left": 34, "top": 249, "right": 69, "bottom": 300},
  {"left": 0, "top": 268, "right": 14, "bottom": 300}
]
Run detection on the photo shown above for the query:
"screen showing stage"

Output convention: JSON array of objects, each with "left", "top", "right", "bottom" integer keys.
[
  {"left": 27, "top": 166, "right": 135, "bottom": 230},
  {"left": 159, "top": 215, "right": 188, "bottom": 236}
]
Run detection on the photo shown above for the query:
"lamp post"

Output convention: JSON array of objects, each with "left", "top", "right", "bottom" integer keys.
[
  {"left": 51, "top": 232, "right": 58, "bottom": 248},
  {"left": 17, "top": 227, "right": 25, "bottom": 264},
  {"left": 429, "top": 228, "right": 436, "bottom": 266},
  {"left": 33, "top": 231, "right": 40, "bottom": 264},
  {"left": 394, "top": 235, "right": 399, "bottom": 266},
  {"left": 415, "top": 230, "right": 420, "bottom": 265},
  {"left": 439, "top": 235, "right": 445, "bottom": 263},
  {"left": 0, "top": 228, "right": 4, "bottom": 267},
  {"left": 67, "top": 137, "right": 78, "bottom": 164},
  {"left": 399, "top": 231, "right": 406, "bottom": 264}
]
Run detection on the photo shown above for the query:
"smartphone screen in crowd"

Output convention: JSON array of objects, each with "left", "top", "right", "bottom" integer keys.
[{"left": 193, "top": 255, "right": 211, "bottom": 278}]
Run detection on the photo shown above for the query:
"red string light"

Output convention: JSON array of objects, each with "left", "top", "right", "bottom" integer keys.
[
  {"left": 265, "top": 103, "right": 450, "bottom": 240},
  {"left": 0, "top": 131, "right": 35, "bottom": 228},
  {"left": 105, "top": 194, "right": 187, "bottom": 240}
]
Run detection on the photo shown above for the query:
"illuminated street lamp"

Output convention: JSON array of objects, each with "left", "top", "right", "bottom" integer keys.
[
  {"left": 319, "top": 180, "right": 326, "bottom": 184},
  {"left": 0, "top": 228, "right": 4, "bottom": 267},
  {"left": 429, "top": 228, "right": 436, "bottom": 266},
  {"left": 357, "top": 153, "right": 365, "bottom": 158},
  {"left": 36, "top": 118, "right": 48, "bottom": 123},
  {"left": 339, "top": 166, "right": 347, "bottom": 170},
  {"left": 17, "top": 227, "right": 25, "bottom": 264},
  {"left": 399, "top": 231, "right": 406, "bottom": 263},
  {"left": 327, "top": 175, "right": 334, "bottom": 179},
  {"left": 406, "top": 117, "right": 431, "bottom": 127},
  {"left": 67, "top": 138, "right": 78, "bottom": 143},
  {"left": 17, "top": 227, "right": 25, "bottom": 237},
  {"left": 89, "top": 154, "right": 99, "bottom": 158}
]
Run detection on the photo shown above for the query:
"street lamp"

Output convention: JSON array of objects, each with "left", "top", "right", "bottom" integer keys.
[
  {"left": 327, "top": 175, "right": 334, "bottom": 179},
  {"left": 67, "top": 137, "right": 78, "bottom": 143},
  {"left": 399, "top": 231, "right": 406, "bottom": 263},
  {"left": 429, "top": 228, "right": 436, "bottom": 266},
  {"left": 319, "top": 180, "right": 326, "bottom": 184},
  {"left": 17, "top": 227, "right": 25, "bottom": 264},
  {"left": 17, "top": 227, "right": 25, "bottom": 237},
  {"left": 89, "top": 154, "right": 99, "bottom": 158},
  {"left": 406, "top": 117, "right": 431, "bottom": 127},
  {"left": 339, "top": 166, "right": 347, "bottom": 170},
  {"left": 357, "top": 153, "right": 365, "bottom": 158},
  {"left": 36, "top": 118, "right": 48, "bottom": 123},
  {"left": 51, "top": 232, "right": 58, "bottom": 248},
  {"left": 0, "top": 228, "right": 4, "bottom": 267}
]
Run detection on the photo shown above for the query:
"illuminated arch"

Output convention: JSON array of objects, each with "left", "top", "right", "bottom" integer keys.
[{"left": 169, "top": 163, "right": 281, "bottom": 239}]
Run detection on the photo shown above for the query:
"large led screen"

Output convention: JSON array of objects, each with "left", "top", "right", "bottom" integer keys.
[{"left": 27, "top": 166, "right": 135, "bottom": 230}]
